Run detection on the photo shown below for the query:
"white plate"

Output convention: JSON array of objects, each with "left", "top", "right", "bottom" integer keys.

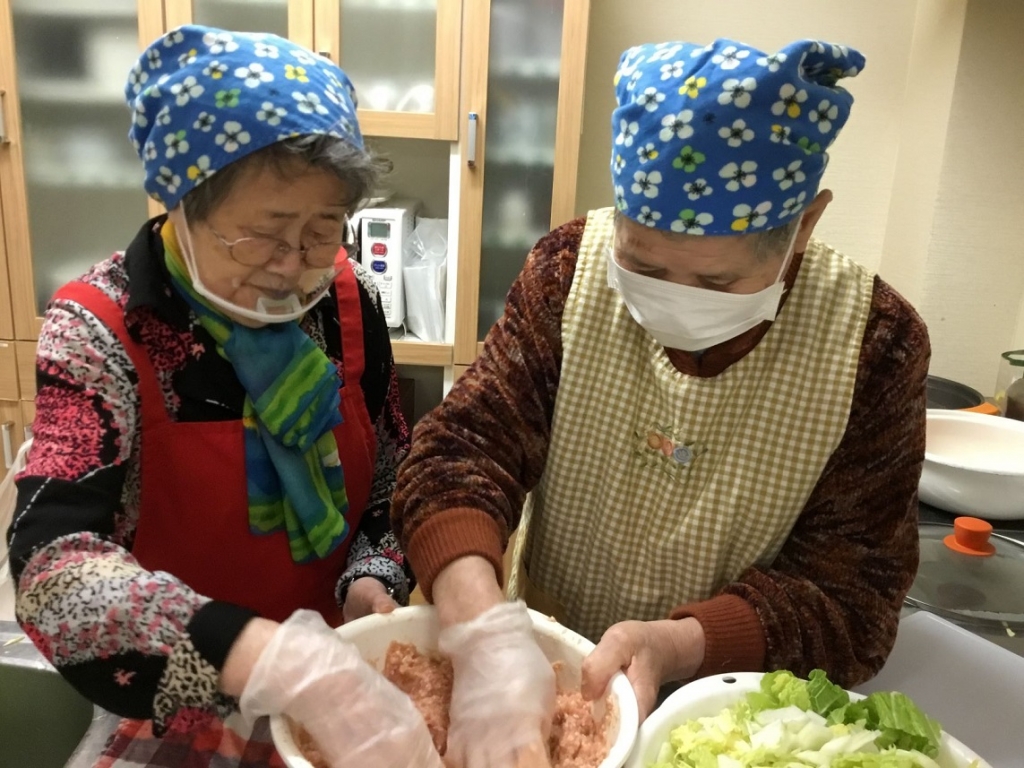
[
  {"left": 625, "top": 671, "right": 991, "bottom": 768},
  {"left": 271, "top": 605, "right": 639, "bottom": 768}
]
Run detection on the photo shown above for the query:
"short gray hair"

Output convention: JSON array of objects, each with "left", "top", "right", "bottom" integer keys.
[
  {"left": 181, "top": 135, "right": 391, "bottom": 222},
  {"left": 753, "top": 219, "right": 800, "bottom": 261}
]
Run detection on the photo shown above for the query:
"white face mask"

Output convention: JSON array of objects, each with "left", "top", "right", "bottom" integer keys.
[
  {"left": 606, "top": 219, "right": 802, "bottom": 352},
  {"left": 177, "top": 209, "right": 343, "bottom": 325}
]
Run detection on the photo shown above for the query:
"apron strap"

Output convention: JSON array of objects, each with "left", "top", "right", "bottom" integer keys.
[
  {"left": 51, "top": 282, "right": 170, "bottom": 430},
  {"left": 333, "top": 259, "right": 366, "bottom": 385}
]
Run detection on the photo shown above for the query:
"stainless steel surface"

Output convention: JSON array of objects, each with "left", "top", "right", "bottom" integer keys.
[
  {"left": 0, "top": 89, "right": 8, "bottom": 143},
  {"left": 2, "top": 421, "right": 13, "bottom": 469},
  {"left": 467, "top": 111, "right": 479, "bottom": 167},
  {"left": 0, "top": 620, "right": 116, "bottom": 768}
]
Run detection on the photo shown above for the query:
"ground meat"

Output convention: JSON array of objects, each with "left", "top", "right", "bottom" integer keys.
[
  {"left": 548, "top": 689, "right": 611, "bottom": 768},
  {"left": 294, "top": 643, "right": 611, "bottom": 768},
  {"left": 294, "top": 723, "right": 327, "bottom": 768},
  {"left": 381, "top": 642, "right": 454, "bottom": 755}
]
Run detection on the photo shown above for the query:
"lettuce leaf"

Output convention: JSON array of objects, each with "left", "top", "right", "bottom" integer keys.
[
  {"left": 859, "top": 692, "right": 944, "bottom": 758},
  {"left": 747, "top": 669, "right": 850, "bottom": 719}
]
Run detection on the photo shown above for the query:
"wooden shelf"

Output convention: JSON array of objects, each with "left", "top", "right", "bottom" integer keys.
[
  {"left": 487, "top": 146, "right": 556, "bottom": 167},
  {"left": 19, "top": 80, "right": 125, "bottom": 106},
  {"left": 346, "top": 0, "right": 436, "bottom": 11},
  {"left": 12, "top": 0, "right": 136, "bottom": 20},
  {"left": 28, "top": 173, "right": 139, "bottom": 191},
  {"left": 482, "top": 232, "right": 546, "bottom": 252},
  {"left": 392, "top": 339, "right": 453, "bottom": 366},
  {"left": 491, "top": 58, "right": 561, "bottom": 80}
]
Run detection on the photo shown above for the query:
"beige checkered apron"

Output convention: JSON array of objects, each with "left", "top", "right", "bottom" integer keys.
[{"left": 507, "top": 207, "right": 875, "bottom": 642}]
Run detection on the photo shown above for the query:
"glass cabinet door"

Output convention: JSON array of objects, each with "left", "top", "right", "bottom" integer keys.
[
  {"left": 3, "top": 0, "right": 149, "bottom": 334},
  {"left": 165, "top": 0, "right": 299, "bottom": 41},
  {"left": 313, "top": 0, "right": 461, "bottom": 140},
  {"left": 477, "top": 0, "right": 564, "bottom": 339}
]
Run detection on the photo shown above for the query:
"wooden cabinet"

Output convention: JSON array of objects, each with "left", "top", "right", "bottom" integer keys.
[{"left": 0, "top": 0, "right": 591, "bottom": 422}]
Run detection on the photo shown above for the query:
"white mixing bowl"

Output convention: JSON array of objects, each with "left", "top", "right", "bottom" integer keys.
[
  {"left": 918, "top": 409, "right": 1024, "bottom": 520},
  {"left": 271, "top": 605, "right": 639, "bottom": 768},
  {"left": 624, "top": 672, "right": 991, "bottom": 768}
]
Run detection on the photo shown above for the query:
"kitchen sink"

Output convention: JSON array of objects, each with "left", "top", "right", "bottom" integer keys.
[{"left": 0, "top": 621, "right": 97, "bottom": 768}]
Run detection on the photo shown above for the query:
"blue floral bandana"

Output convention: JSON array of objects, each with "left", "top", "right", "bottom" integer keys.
[
  {"left": 126, "top": 25, "right": 363, "bottom": 209},
  {"left": 610, "top": 38, "right": 865, "bottom": 235}
]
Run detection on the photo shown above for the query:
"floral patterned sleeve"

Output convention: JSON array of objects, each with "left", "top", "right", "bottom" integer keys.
[
  {"left": 6, "top": 270, "right": 252, "bottom": 734},
  {"left": 335, "top": 267, "right": 414, "bottom": 606}
]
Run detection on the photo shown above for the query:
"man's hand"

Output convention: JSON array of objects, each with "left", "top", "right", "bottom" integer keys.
[
  {"left": 581, "top": 618, "right": 705, "bottom": 721},
  {"left": 342, "top": 577, "right": 398, "bottom": 624}
]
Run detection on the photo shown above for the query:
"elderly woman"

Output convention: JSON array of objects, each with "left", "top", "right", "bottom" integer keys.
[
  {"left": 5, "top": 25, "right": 440, "bottom": 768},
  {"left": 394, "top": 37, "right": 927, "bottom": 768}
]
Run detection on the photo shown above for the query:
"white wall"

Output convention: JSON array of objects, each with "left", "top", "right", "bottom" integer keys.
[
  {"left": 913, "top": 0, "right": 1024, "bottom": 393},
  {"left": 574, "top": 0, "right": 1024, "bottom": 396}
]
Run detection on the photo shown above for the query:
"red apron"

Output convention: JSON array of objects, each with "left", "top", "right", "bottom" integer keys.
[{"left": 54, "top": 261, "right": 376, "bottom": 626}]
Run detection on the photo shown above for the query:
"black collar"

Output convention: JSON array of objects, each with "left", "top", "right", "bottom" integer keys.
[{"left": 123, "top": 215, "right": 190, "bottom": 327}]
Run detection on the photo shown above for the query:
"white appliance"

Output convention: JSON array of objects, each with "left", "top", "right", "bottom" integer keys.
[{"left": 353, "top": 200, "right": 419, "bottom": 329}]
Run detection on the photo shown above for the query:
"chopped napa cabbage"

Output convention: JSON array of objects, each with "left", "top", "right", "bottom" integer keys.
[{"left": 647, "top": 670, "right": 947, "bottom": 768}]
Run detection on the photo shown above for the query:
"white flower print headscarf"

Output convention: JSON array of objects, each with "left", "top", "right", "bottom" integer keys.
[
  {"left": 127, "top": 25, "right": 362, "bottom": 209},
  {"left": 610, "top": 38, "right": 864, "bottom": 235}
]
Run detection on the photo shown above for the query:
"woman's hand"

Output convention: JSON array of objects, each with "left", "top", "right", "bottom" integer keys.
[
  {"left": 342, "top": 576, "right": 399, "bottom": 623},
  {"left": 581, "top": 617, "right": 705, "bottom": 721},
  {"left": 439, "top": 601, "right": 556, "bottom": 768},
  {"left": 239, "top": 610, "right": 443, "bottom": 768}
]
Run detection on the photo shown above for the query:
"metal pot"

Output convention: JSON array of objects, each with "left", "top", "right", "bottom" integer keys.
[{"left": 926, "top": 375, "right": 984, "bottom": 410}]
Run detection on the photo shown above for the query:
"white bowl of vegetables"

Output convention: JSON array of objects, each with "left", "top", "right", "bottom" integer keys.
[{"left": 625, "top": 670, "right": 990, "bottom": 768}]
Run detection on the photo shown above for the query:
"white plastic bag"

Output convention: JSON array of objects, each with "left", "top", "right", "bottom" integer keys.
[{"left": 402, "top": 218, "right": 448, "bottom": 343}]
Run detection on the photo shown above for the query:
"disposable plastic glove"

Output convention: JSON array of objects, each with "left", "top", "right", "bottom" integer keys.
[
  {"left": 239, "top": 610, "right": 443, "bottom": 768},
  {"left": 438, "top": 601, "right": 556, "bottom": 768}
]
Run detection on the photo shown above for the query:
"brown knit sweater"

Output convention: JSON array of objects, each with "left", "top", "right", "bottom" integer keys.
[{"left": 392, "top": 216, "right": 929, "bottom": 688}]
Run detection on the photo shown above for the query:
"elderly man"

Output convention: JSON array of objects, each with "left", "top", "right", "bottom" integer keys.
[{"left": 394, "top": 38, "right": 928, "bottom": 768}]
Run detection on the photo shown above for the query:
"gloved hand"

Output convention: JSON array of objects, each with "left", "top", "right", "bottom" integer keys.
[
  {"left": 239, "top": 610, "right": 443, "bottom": 768},
  {"left": 439, "top": 601, "right": 556, "bottom": 768}
]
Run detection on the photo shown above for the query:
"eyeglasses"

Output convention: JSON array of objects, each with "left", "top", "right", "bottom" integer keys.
[{"left": 209, "top": 221, "right": 356, "bottom": 269}]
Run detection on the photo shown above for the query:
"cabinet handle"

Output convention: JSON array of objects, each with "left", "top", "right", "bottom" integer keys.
[
  {"left": 467, "top": 112, "right": 479, "bottom": 168},
  {"left": 0, "top": 90, "right": 9, "bottom": 144},
  {"left": 2, "top": 422, "right": 13, "bottom": 469}
]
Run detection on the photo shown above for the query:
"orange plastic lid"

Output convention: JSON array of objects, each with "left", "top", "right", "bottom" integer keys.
[{"left": 943, "top": 516, "right": 996, "bottom": 557}]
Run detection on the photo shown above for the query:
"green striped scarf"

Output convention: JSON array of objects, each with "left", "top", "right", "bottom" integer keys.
[{"left": 162, "top": 223, "right": 350, "bottom": 563}]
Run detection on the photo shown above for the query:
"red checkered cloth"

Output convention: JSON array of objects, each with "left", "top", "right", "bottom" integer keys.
[{"left": 92, "top": 712, "right": 289, "bottom": 768}]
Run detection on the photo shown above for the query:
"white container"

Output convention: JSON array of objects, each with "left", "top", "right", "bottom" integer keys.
[
  {"left": 354, "top": 200, "right": 420, "bottom": 329},
  {"left": 919, "top": 409, "right": 1024, "bottom": 520},
  {"left": 625, "top": 671, "right": 991, "bottom": 768},
  {"left": 271, "top": 605, "right": 639, "bottom": 768}
]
